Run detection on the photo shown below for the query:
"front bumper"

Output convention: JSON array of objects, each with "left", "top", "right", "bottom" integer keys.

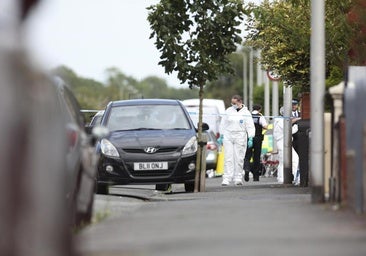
[{"left": 97, "top": 153, "right": 196, "bottom": 185}]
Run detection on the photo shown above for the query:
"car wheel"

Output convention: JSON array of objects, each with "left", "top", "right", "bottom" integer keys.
[
  {"left": 70, "top": 168, "right": 83, "bottom": 227},
  {"left": 155, "top": 184, "right": 171, "bottom": 191},
  {"left": 184, "top": 182, "right": 194, "bottom": 192},
  {"left": 73, "top": 167, "right": 95, "bottom": 227},
  {"left": 96, "top": 183, "right": 109, "bottom": 195}
]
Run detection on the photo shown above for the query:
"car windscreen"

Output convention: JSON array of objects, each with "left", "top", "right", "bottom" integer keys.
[{"left": 105, "top": 104, "right": 191, "bottom": 131}]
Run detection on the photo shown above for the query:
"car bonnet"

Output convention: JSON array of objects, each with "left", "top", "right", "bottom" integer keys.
[{"left": 107, "top": 129, "right": 196, "bottom": 149}]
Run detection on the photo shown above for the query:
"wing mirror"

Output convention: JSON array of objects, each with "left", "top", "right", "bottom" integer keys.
[
  {"left": 88, "top": 125, "right": 109, "bottom": 145},
  {"left": 92, "top": 125, "right": 109, "bottom": 139}
]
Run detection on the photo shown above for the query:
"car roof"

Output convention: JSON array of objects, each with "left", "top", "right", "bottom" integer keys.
[{"left": 109, "top": 99, "right": 181, "bottom": 107}]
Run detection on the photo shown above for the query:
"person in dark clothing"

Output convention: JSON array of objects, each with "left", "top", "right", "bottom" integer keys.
[
  {"left": 291, "top": 99, "right": 301, "bottom": 185},
  {"left": 291, "top": 99, "right": 301, "bottom": 154},
  {"left": 291, "top": 99, "right": 301, "bottom": 118},
  {"left": 244, "top": 104, "right": 268, "bottom": 181}
]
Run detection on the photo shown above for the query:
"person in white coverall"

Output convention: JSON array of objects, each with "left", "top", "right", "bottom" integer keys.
[
  {"left": 273, "top": 107, "right": 300, "bottom": 184},
  {"left": 218, "top": 95, "right": 255, "bottom": 186}
]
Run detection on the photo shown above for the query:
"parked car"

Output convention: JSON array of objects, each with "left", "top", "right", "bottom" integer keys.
[
  {"left": 204, "top": 130, "right": 219, "bottom": 171},
  {"left": 81, "top": 109, "right": 99, "bottom": 124},
  {"left": 84, "top": 110, "right": 105, "bottom": 135},
  {"left": 89, "top": 110, "right": 105, "bottom": 127},
  {"left": 95, "top": 99, "right": 209, "bottom": 194},
  {"left": 52, "top": 76, "right": 99, "bottom": 226}
]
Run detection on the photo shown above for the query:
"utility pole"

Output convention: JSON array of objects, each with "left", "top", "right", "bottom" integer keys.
[
  {"left": 272, "top": 81, "right": 279, "bottom": 117},
  {"left": 310, "top": 0, "right": 325, "bottom": 203},
  {"left": 264, "top": 71, "right": 270, "bottom": 118},
  {"left": 283, "top": 86, "right": 293, "bottom": 184},
  {"left": 256, "top": 50, "right": 263, "bottom": 86},
  {"left": 249, "top": 47, "right": 254, "bottom": 110},
  {"left": 243, "top": 49, "right": 248, "bottom": 106}
]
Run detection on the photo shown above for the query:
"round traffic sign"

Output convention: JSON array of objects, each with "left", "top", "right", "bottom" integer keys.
[{"left": 267, "top": 70, "right": 281, "bottom": 81}]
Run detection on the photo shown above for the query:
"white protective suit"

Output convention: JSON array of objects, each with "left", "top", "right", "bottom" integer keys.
[
  {"left": 273, "top": 116, "right": 299, "bottom": 183},
  {"left": 220, "top": 105, "right": 255, "bottom": 185}
]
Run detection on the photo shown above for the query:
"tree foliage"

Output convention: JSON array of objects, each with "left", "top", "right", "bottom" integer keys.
[
  {"left": 51, "top": 66, "right": 108, "bottom": 109},
  {"left": 52, "top": 0, "right": 357, "bottom": 115},
  {"left": 51, "top": 65, "right": 197, "bottom": 110},
  {"left": 244, "top": 0, "right": 353, "bottom": 90},
  {"left": 204, "top": 52, "right": 244, "bottom": 105},
  {"left": 147, "top": 0, "right": 244, "bottom": 88}
]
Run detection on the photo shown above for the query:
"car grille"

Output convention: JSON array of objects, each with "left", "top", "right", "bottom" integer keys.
[{"left": 123, "top": 147, "right": 180, "bottom": 154}]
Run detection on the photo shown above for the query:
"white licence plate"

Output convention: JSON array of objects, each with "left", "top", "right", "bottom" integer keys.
[{"left": 134, "top": 162, "right": 168, "bottom": 171}]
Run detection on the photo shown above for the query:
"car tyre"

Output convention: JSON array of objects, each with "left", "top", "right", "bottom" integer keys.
[
  {"left": 96, "top": 182, "right": 109, "bottom": 195},
  {"left": 184, "top": 182, "right": 195, "bottom": 193},
  {"left": 74, "top": 167, "right": 96, "bottom": 226},
  {"left": 155, "top": 184, "right": 171, "bottom": 191}
]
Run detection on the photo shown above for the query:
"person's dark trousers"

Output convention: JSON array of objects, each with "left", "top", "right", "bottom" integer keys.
[
  {"left": 292, "top": 133, "right": 300, "bottom": 155},
  {"left": 251, "top": 136, "right": 263, "bottom": 181},
  {"left": 244, "top": 147, "right": 252, "bottom": 181},
  {"left": 244, "top": 135, "right": 263, "bottom": 181},
  {"left": 292, "top": 133, "right": 300, "bottom": 182}
]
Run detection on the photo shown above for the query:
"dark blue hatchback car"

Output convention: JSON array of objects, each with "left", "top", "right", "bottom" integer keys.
[{"left": 96, "top": 99, "right": 206, "bottom": 193}]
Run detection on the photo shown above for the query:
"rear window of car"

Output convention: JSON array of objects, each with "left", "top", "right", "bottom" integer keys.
[{"left": 105, "top": 104, "right": 191, "bottom": 131}]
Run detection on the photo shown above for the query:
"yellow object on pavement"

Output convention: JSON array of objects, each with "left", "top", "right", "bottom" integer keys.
[{"left": 215, "top": 146, "right": 224, "bottom": 176}]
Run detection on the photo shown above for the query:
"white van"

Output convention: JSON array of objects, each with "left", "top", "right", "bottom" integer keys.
[
  {"left": 182, "top": 99, "right": 224, "bottom": 138},
  {"left": 182, "top": 98, "right": 226, "bottom": 116}
]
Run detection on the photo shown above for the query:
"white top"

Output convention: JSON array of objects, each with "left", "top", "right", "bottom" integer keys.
[
  {"left": 292, "top": 110, "right": 300, "bottom": 118},
  {"left": 273, "top": 117, "right": 298, "bottom": 141},
  {"left": 219, "top": 105, "right": 255, "bottom": 137}
]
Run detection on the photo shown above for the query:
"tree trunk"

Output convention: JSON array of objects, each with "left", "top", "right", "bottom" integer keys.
[{"left": 194, "top": 84, "right": 205, "bottom": 192}]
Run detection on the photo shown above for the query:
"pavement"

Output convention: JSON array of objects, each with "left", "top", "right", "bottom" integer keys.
[{"left": 76, "top": 175, "right": 366, "bottom": 256}]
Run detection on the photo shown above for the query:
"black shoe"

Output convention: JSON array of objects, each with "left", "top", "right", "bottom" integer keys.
[
  {"left": 253, "top": 176, "right": 260, "bottom": 182},
  {"left": 244, "top": 171, "right": 249, "bottom": 182}
]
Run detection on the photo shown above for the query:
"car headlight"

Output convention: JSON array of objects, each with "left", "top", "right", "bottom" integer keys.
[
  {"left": 182, "top": 136, "right": 197, "bottom": 156},
  {"left": 101, "top": 139, "right": 119, "bottom": 157}
]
